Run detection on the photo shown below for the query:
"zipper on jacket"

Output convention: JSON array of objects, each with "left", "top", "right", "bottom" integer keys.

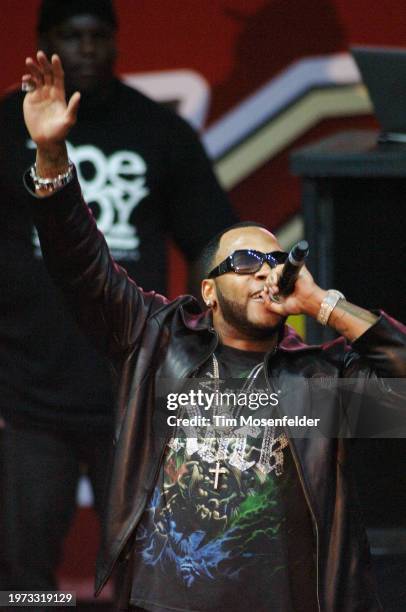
[
  {"left": 98, "top": 328, "right": 220, "bottom": 595},
  {"left": 264, "top": 356, "right": 322, "bottom": 612}
]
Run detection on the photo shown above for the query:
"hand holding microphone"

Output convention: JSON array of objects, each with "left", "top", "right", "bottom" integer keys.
[
  {"left": 268, "top": 240, "right": 309, "bottom": 303},
  {"left": 263, "top": 240, "right": 332, "bottom": 320}
]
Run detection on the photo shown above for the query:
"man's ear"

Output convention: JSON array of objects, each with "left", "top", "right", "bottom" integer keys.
[{"left": 201, "top": 279, "right": 216, "bottom": 308}]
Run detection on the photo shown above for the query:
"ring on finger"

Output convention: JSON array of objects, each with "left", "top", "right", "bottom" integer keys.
[{"left": 21, "top": 81, "right": 36, "bottom": 92}]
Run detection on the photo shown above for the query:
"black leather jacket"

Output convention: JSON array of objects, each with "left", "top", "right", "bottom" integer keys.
[{"left": 30, "top": 174, "right": 406, "bottom": 612}]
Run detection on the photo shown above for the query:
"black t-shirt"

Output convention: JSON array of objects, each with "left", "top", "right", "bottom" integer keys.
[
  {"left": 130, "top": 345, "right": 317, "bottom": 611},
  {"left": 0, "top": 80, "right": 236, "bottom": 428}
]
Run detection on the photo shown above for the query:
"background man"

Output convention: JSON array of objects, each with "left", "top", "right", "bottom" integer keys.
[
  {"left": 20, "top": 51, "right": 406, "bottom": 611},
  {"left": 0, "top": 0, "right": 236, "bottom": 592}
]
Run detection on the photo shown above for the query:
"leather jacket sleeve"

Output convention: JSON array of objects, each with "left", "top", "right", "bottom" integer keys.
[
  {"left": 348, "top": 312, "right": 406, "bottom": 378},
  {"left": 27, "top": 170, "right": 168, "bottom": 363},
  {"left": 340, "top": 313, "right": 406, "bottom": 436}
]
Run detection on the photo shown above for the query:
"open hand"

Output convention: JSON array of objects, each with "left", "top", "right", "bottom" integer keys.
[{"left": 22, "top": 51, "right": 80, "bottom": 147}]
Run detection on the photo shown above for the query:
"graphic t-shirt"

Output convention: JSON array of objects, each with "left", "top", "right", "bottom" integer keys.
[
  {"left": 130, "top": 345, "right": 317, "bottom": 611},
  {"left": 0, "top": 81, "right": 236, "bottom": 428}
]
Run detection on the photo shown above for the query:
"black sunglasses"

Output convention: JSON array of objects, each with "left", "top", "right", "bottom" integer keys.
[{"left": 209, "top": 249, "right": 288, "bottom": 278}]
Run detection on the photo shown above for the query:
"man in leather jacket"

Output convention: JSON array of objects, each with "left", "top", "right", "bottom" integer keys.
[{"left": 20, "top": 52, "right": 406, "bottom": 611}]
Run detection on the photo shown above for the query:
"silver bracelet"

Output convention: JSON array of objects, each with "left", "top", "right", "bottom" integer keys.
[
  {"left": 30, "top": 161, "right": 74, "bottom": 193},
  {"left": 317, "top": 289, "right": 345, "bottom": 326}
]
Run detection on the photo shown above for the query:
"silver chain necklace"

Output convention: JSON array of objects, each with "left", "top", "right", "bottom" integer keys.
[
  {"left": 211, "top": 352, "right": 265, "bottom": 394},
  {"left": 168, "top": 344, "right": 288, "bottom": 489},
  {"left": 207, "top": 345, "right": 286, "bottom": 488}
]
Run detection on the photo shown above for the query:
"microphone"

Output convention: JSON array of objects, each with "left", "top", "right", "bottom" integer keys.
[{"left": 277, "top": 240, "right": 309, "bottom": 296}]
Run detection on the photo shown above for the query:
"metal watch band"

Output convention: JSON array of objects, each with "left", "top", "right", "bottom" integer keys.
[
  {"left": 30, "top": 161, "right": 74, "bottom": 193},
  {"left": 317, "top": 289, "right": 345, "bottom": 326}
]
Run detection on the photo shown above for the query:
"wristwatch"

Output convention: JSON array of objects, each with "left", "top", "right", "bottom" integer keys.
[
  {"left": 30, "top": 161, "right": 74, "bottom": 193},
  {"left": 317, "top": 289, "right": 345, "bottom": 326}
]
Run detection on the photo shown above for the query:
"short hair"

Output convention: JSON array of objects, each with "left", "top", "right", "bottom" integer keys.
[
  {"left": 198, "top": 221, "right": 270, "bottom": 279},
  {"left": 37, "top": 0, "right": 118, "bottom": 34}
]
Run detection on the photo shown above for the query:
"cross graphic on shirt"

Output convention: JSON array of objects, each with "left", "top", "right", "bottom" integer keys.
[{"left": 209, "top": 462, "right": 227, "bottom": 489}]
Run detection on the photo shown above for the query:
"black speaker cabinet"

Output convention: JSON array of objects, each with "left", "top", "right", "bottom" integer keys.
[{"left": 291, "top": 130, "right": 406, "bottom": 532}]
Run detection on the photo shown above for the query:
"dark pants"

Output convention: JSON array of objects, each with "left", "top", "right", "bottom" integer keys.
[{"left": 0, "top": 422, "right": 113, "bottom": 590}]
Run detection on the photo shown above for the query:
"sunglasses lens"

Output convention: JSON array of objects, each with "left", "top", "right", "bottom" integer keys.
[
  {"left": 233, "top": 251, "right": 262, "bottom": 274},
  {"left": 272, "top": 252, "right": 288, "bottom": 265}
]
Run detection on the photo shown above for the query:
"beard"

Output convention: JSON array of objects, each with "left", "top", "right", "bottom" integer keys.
[{"left": 215, "top": 285, "right": 285, "bottom": 340}]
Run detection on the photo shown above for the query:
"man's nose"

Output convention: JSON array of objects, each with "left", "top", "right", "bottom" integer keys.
[
  {"left": 254, "top": 261, "right": 273, "bottom": 280},
  {"left": 79, "top": 34, "right": 97, "bottom": 55}
]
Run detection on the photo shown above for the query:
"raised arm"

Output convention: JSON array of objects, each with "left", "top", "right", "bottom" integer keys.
[{"left": 22, "top": 52, "right": 167, "bottom": 362}]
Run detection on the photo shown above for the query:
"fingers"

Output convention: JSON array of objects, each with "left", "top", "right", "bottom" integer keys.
[
  {"left": 265, "top": 298, "right": 286, "bottom": 315},
  {"left": 37, "top": 50, "right": 54, "bottom": 86},
  {"left": 66, "top": 91, "right": 81, "bottom": 125},
  {"left": 262, "top": 285, "right": 282, "bottom": 307},
  {"left": 25, "top": 56, "right": 45, "bottom": 86},
  {"left": 51, "top": 54, "right": 65, "bottom": 88},
  {"left": 260, "top": 287, "right": 286, "bottom": 315},
  {"left": 263, "top": 269, "right": 280, "bottom": 301},
  {"left": 24, "top": 51, "right": 65, "bottom": 90}
]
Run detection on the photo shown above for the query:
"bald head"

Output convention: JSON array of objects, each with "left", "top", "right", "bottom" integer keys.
[
  {"left": 214, "top": 226, "right": 281, "bottom": 273},
  {"left": 198, "top": 221, "right": 280, "bottom": 281}
]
